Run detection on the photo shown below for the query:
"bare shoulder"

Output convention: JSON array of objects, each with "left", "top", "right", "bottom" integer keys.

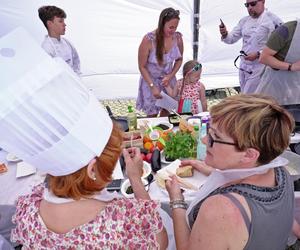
[
  {"left": 176, "top": 32, "right": 183, "bottom": 43},
  {"left": 199, "top": 194, "right": 239, "bottom": 219},
  {"left": 189, "top": 193, "right": 249, "bottom": 249},
  {"left": 175, "top": 31, "right": 183, "bottom": 38},
  {"left": 198, "top": 81, "right": 206, "bottom": 90},
  {"left": 139, "top": 34, "right": 153, "bottom": 50}
]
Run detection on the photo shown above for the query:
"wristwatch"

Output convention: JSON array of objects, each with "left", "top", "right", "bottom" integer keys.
[
  {"left": 288, "top": 64, "right": 292, "bottom": 71},
  {"left": 149, "top": 83, "right": 154, "bottom": 88}
]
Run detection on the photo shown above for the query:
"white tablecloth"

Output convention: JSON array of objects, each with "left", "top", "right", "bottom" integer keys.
[{"left": 0, "top": 150, "right": 45, "bottom": 206}]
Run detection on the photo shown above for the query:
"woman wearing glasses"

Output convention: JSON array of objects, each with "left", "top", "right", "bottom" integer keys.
[
  {"left": 166, "top": 94, "right": 295, "bottom": 249},
  {"left": 136, "top": 7, "right": 183, "bottom": 116}
]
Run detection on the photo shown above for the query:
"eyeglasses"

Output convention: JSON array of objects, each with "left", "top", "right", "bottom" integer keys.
[
  {"left": 192, "top": 63, "right": 202, "bottom": 72},
  {"left": 234, "top": 51, "right": 253, "bottom": 74},
  {"left": 207, "top": 132, "right": 237, "bottom": 148},
  {"left": 164, "top": 9, "right": 180, "bottom": 18},
  {"left": 244, "top": 0, "right": 262, "bottom": 8}
]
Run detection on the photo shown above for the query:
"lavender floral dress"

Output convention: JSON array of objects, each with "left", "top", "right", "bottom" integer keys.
[
  {"left": 11, "top": 184, "right": 163, "bottom": 249},
  {"left": 136, "top": 31, "right": 182, "bottom": 115}
]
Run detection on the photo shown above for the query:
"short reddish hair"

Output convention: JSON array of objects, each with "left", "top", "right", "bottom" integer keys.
[{"left": 48, "top": 123, "right": 122, "bottom": 200}]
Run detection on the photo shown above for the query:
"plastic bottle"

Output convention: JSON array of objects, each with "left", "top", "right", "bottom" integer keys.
[
  {"left": 197, "top": 116, "right": 209, "bottom": 160},
  {"left": 127, "top": 105, "right": 137, "bottom": 131},
  {"left": 193, "top": 125, "right": 199, "bottom": 158}
]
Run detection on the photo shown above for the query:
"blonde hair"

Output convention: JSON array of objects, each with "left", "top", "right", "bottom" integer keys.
[
  {"left": 209, "top": 94, "right": 294, "bottom": 164},
  {"left": 182, "top": 60, "right": 201, "bottom": 77},
  {"left": 48, "top": 123, "right": 122, "bottom": 200}
]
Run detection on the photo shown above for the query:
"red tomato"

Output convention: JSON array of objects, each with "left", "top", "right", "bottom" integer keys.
[
  {"left": 141, "top": 153, "right": 147, "bottom": 161},
  {"left": 146, "top": 153, "right": 152, "bottom": 163}
]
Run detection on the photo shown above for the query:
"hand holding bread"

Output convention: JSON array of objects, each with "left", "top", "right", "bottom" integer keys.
[
  {"left": 180, "top": 159, "right": 214, "bottom": 176},
  {"left": 176, "top": 165, "right": 193, "bottom": 177}
]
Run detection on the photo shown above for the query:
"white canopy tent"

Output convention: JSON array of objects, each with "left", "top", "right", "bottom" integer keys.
[{"left": 0, "top": 0, "right": 299, "bottom": 99}]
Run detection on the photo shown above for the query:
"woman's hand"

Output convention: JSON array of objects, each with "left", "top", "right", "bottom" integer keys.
[
  {"left": 123, "top": 148, "right": 143, "bottom": 180},
  {"left": 166, "top": 175, "right": 184, "bottom": 201},
  {"left": 161, "top": 74, "right": 172, "bottom": 87},
  {"left": 180, "top": 159, "right": 214, "bottom": 176},
  {"left": 151, "top": 85, "right": 162, "bottom": 99}
]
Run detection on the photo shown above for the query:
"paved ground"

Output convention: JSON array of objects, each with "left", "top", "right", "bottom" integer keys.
[{"left": 100, "top": 88, "right": 239, "bottom": 117}]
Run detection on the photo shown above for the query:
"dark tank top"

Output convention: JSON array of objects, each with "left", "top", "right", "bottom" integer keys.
[{"left": 188, "top": 167, "right": 294, "bottom": 250}]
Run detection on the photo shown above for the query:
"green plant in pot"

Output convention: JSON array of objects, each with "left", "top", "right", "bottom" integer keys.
[{"left": 164, "top": 131, "right": 196, "bottom": 161}]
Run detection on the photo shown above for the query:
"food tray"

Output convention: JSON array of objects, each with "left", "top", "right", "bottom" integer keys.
[{"left": 168, "top": 112, "right": 193, "bottom": 126}]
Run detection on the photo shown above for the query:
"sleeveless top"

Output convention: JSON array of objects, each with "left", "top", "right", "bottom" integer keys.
[
  {"left": 177, "top": 79, "right": 204, "bottom": 114},
  {"left": 136, "top": 31, "right": 182, "bottom": 115},
  {"left": 188, "top": 167, "right": 294, "bottom": 250}
]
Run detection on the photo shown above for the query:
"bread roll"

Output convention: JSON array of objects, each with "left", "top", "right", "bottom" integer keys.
[{"left": 176, "top": 165, "right": 193, "bottom": 177}]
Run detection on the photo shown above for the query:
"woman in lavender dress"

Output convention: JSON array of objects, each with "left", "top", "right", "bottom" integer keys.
[{"left": 137, "top": 7, "right": 184, "bottom": 116}]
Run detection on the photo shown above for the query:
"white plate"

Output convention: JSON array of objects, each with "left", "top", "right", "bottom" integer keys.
[
  {"left": 6, "top": 153, "right": 21, "bottom": 162},
  {"left": 121, "top": 178, "right": 149, "bottom": 198},
  {"left": 156, "top": 159, "right": 207, "bottom": 192},
  {"left": 16, "top": 162, "right": 36, "bottom": 178},
  {"left": 160, "top": 150, "right": 175, "bottom": 164},
  {"left": 142, "top": 161, "right": 152, "bottom": 178}
]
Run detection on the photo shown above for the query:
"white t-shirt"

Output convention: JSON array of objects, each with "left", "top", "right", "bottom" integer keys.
[
  {"left": 222, "top": 9, "right": 282, "bottom": 64},
  {"left": 42, "top": 36, "right": 81, "bottom": 75}
]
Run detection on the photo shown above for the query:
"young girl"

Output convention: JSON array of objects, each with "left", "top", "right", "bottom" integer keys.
[{"left": 165, "top": 60, "right": 207, "bottom": 114}]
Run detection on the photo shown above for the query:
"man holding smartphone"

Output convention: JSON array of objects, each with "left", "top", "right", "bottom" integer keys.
[{"left": 219, "top": 0, "right": 282, "bottom": 93}]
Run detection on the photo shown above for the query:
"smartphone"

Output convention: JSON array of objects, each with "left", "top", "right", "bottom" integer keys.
[
  {"left": 220, "top": 18, "right": 225, "bottom": 28},
  {"left": 106, "top": 179, "right": 123, "bottom": 192}
]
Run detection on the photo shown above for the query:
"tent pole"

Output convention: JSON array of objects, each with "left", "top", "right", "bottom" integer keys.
[{"left": 193, "top": 0, "right": 200, "bottom": 60}]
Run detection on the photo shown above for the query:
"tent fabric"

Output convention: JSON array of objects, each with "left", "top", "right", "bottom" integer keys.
[{"left": 0, "top": 0, "right": 299, "bottom": 99}]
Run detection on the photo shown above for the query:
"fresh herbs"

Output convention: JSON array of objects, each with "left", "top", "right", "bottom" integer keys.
[{"left": 164, "top": 131, "right": 196, "bottom": 161}]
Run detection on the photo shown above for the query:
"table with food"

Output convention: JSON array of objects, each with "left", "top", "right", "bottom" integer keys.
[
  {"left": 119, "top": 111, "right": 300, "bottom": 215},
  {"left": 1, "top": 111, "right": 300, "bottom": 217}
]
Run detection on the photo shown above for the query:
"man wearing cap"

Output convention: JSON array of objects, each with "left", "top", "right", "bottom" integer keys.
[
  {"left": 255, "top": 20, "right": 300, "bottom": 105},
  {"left": 38, "top": 5, "right": 81, "bottom": 75},
  {"left": 219, "top": 0, "right": 282, "bottom": 93}
]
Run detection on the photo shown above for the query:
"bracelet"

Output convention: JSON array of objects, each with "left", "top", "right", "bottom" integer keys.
[
  {"left": 170, "top": 198, "right": 185, "bottom": 204},
  {"left": 170, "top": 202, "right": 188, "bottom": 210},
  {"left": 288, "top": 64, "right": 292, "bottom": 71},
  {"left": 170, "top": 199, "right": 188, "bottom": 210}
]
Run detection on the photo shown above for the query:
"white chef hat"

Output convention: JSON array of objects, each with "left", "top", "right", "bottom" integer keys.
[{"left": 0, "top": 27, "right": 112, "bottom": 176}]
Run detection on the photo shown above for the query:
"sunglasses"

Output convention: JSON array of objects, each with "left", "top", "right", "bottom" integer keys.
[
  {"left": 164, "top": 9, "right": 180, "bottom": 18},
  {"left": 192, "top": 63, "right": 202, "bottom": 72},
  {"left": 244, "top": 0, "right": 262, "bottom": 8},
  {"left": 207, "top": 132, "right": 237, "bottom": 148}
]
